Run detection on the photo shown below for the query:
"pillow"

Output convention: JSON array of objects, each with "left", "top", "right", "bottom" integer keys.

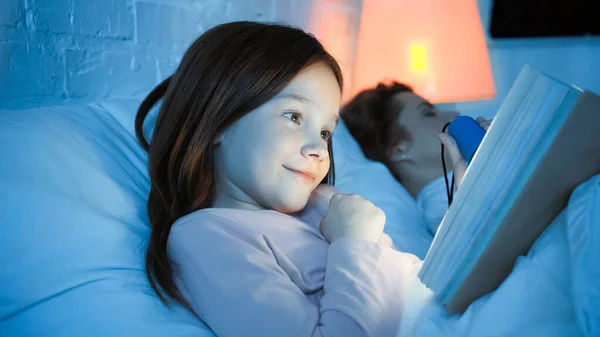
[
  {"left": 332, "top": 121, "right": 433, "bottom": 259},
  {"left": 0, "top": 100, "right": 214, "bottom": 337},
  {"left": 565, "top": 173, "right": 600, "bottom": 336}
]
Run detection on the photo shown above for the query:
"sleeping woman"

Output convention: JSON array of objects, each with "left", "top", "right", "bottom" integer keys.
[{"left": 340, "top": 82, "right": 491, "bottom": 235}]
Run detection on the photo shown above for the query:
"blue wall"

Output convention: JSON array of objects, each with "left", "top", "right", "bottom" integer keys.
[
  {"left": 444, "top": 0, "right": 600, "bottom": 119},
  {"left": 0, "top": 0, "right": 362, "bottom": 109},
  {"left": 1, "top": 0, "right": 599, "bottom": 113}
]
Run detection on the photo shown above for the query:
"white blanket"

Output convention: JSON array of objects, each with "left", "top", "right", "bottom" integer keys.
[{"left": 398, "top": 174, "right": 600, "bottom": 337}]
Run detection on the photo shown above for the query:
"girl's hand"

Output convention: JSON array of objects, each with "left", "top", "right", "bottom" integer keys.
[
  {"left": 310, "top": 185, "right": 392, "bottom": 246},
  {"left": 320, "top": 193, "right": 385, "bottom": 243}
]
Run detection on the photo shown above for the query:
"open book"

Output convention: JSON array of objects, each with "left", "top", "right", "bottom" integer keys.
[{"left": 419, "top": 65, "right": 600, "bottom": 314}]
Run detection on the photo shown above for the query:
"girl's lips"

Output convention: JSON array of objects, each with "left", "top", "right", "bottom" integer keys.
[{"left": 284, "top": 167, "right": 317, "bottom": 183}]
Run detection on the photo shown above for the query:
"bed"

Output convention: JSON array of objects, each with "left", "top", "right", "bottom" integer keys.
[{"left": 1, "top": 99, "right": 597, "bottom": 337}]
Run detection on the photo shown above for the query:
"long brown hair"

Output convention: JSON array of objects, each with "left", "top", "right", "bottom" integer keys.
[{"left": 134, "top": 21, "right": 343, "bottom": 307}]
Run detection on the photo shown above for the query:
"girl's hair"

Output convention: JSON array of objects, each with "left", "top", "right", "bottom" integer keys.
[
  {"left": 340, "top": 81, "right": 413, "bottom": 164},
  {"left": 134, "top": 21, "right": 343, "bottom": 307}
]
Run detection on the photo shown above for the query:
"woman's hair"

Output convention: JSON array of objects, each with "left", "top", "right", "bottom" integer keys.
[
  {"left": 340, "top": 81, "right": 413, "bottom": 164},
  {"left": 134, "top": 21, "right": 343, "bottom": 307}
]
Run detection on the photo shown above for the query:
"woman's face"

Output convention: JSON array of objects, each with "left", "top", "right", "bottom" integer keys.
[{"left": 391, "top": 92, "right": 459, "bottom": 188}]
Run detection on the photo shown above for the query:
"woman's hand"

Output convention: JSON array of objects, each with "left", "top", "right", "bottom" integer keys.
[{"left": 436, "top": 116, "right": 492, "bottom": 189}]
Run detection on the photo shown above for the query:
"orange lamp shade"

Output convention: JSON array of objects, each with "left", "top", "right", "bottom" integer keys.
[
  {"left": 351, "top": 0, "right": 496, "bottom": 103},
  {"left": 306, "top": 1, "right": 359, "bottom": 103}
]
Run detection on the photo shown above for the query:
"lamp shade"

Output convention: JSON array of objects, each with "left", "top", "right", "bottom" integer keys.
[
  {"left": 351, "top": 0, "right": 496, "bottom": 103},
  {"left": 306, "top": 1, "right": 360, "bottom": 103}
]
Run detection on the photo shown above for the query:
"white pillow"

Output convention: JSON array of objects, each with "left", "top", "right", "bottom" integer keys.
[
  {"left": 332, "top": 121, "right": 433, "bottom": 259},
  {"left": 0, "top": 100, "right": 214, "bottom": 337},
  {"left": 565, "top": 173, "right": 600, "bottom": 336}
]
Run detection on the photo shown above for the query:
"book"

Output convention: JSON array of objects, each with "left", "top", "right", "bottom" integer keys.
[{"left": 418, "top": 64, "right": 600, "bottom": 314}]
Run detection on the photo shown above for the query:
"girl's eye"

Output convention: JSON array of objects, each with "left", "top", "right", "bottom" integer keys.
[
  {"left": 321, "top": 130, "right": 332, "bottom": 140},
  {"left": 284, "top": 111, "right": 303, "bottom": 124}
]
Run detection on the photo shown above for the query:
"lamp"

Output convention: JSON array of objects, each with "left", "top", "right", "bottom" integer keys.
[
  {"left": 351, "top": 0, "right": 495, "bottom": 103},
  {"left": 306, "top": 1, "right": 360, "bottom": 103}
]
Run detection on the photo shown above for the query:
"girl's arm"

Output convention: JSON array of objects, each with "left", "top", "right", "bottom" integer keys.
[{"left": 168, "top": 215, "right": 419, "bottom": 337}]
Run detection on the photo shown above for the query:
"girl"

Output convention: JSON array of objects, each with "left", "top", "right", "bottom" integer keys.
[{"left": 135, "top": 21, "right": 464, "bottom": 337}]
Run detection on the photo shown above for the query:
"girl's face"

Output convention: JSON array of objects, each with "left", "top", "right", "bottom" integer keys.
[{"left": 213, "top": 63, "right": 341, "bottom": 213}]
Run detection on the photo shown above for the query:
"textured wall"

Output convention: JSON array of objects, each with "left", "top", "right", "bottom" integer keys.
[
  {"left": 2, "top": 0, "right": 599, "bottom": 114},
  {"left": 0, "top": 0, "right": 362, "bottom": 109}
]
